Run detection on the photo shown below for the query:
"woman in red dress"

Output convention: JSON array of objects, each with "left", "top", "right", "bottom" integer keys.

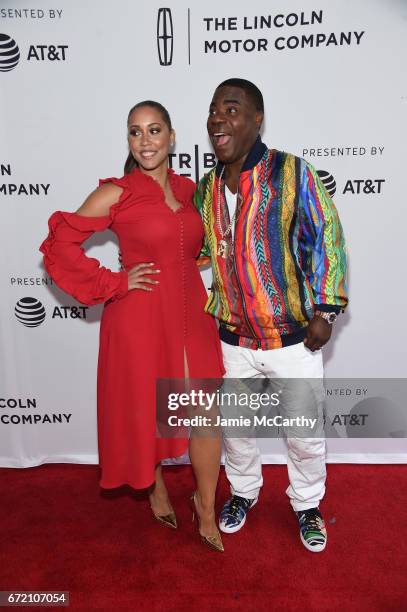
[{"left": 40, "top": 101, "right": 225, "bottom": 551}]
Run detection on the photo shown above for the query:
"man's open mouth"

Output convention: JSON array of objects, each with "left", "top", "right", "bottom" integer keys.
[{"left": 212, "top": 133, "right": 232, "bottom": 146}]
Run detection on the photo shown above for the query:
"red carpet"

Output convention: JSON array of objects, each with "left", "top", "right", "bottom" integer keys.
[{"left": 1, "top": 464, "right": 406, "bottom": 611}]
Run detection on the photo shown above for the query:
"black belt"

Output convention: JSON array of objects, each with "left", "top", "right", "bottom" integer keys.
[{"left": 219, "top": 325, "right": 307, "bottom": 349}]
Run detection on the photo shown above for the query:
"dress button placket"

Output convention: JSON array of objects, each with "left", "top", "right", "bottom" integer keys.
[{"left": 179, "top": 217, "right": 187, "bottom": 341}]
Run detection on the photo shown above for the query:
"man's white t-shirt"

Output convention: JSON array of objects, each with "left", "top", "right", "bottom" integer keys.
[{"left": 224, "top": 185, "right": 238, "bottom": 239}]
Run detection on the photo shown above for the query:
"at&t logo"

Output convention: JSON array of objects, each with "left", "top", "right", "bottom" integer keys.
[
  {"left": 317, "top": 170, "right": 385, "bottom": 197},
  {"left": 0, "top": 33, "right": 68, "bottom": 71},
  {"left": 14, "top": 298, "right": 88, "bottom": 327},
  {"left": 0, "top": 34, "right": 20, "bottom": 72},
  {"left": 15, "top": 297, "right": 45, "bottom": 327},
  {"left": 316, "top": 170, "right": 336, "bottom": 197}
]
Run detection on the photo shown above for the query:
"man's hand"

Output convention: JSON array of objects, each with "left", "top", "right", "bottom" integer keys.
[
  {"left": 304, "top": 315, "right": 332, "bottom": 351},
  {"left": 127, "top": 263, "right": 160, "bottom": 291}
]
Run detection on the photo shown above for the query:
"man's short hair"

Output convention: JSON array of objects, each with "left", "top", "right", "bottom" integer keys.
[{"left": 216, "top": 78, "right": 264, "bottom": 113}]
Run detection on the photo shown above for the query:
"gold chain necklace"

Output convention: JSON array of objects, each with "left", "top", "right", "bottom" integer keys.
[{"left": 216, "top": 166, "right": 239, "bottom": 258}]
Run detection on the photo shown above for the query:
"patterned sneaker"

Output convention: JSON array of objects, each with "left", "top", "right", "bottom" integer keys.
[
  {"left": 296, "top": 508, "right": 327, "bottom": 552},
  {"left": 219, "top": 495, "right": 258, "bottom": 534}
]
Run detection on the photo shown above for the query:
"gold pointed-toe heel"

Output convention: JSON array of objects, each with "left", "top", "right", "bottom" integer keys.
[
  {"left": 150, "top": 507, "right": 178, "bottom": 529},
  {"left": 190, "top": 493, "right": 224, "bottom": 552}
]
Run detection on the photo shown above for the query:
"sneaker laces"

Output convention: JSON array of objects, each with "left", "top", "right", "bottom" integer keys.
[
  {"left": 227, "top": 495, "right": 251, "bottom": 517},
  {"left": 299, "top": 509, "right": 323, "bottom": 531}
]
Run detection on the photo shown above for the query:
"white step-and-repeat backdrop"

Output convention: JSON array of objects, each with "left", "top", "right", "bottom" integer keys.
[{"left": 1, "top": 0, "right": 406, "bottom": 467}]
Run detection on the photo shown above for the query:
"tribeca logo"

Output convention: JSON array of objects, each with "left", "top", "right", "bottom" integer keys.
[
  {"left": 168, "top": 145, "right": 216, "bottom": 183},
  {"left": 316, "top": 170, "right": 336, "bottom": 197},
  {"left": 157, "top": 8, "right": 174, "bottom": 66},
  {"left": 0, "top": 34, "right": 20, "bottom": 72}
]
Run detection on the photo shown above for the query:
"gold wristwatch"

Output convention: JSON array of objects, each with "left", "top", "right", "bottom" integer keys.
[{"left": 314, "top": 309, "right": 338, "bottom": 324}]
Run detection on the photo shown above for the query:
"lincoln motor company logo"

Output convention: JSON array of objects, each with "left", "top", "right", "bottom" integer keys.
[{"left": 157, "top": 8, "right": 174, "bottom": 66}]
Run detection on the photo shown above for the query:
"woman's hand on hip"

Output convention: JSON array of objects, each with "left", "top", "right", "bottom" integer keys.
[{"left": 127, "top": 263, "right": 160, "bottom": 291}]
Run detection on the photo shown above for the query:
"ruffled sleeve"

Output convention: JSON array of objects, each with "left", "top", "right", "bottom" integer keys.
[{"left": 39, "top": 210, "right": 128, "bottom": 306}]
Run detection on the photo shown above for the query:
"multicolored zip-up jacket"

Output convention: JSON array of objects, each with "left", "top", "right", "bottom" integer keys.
[{"left": 194, "top": 136, "right": 348, "bottom": 350}]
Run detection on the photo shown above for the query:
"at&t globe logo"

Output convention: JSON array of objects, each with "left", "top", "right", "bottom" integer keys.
[
  {"left": 15, "top": 297, "right": 46, "bottom": 327},
  {"left": 0, "top": 34, "right": 20, "bottom": 72},
  {"left": 316, "top": 169, "right": 336, "bottom": 198}
]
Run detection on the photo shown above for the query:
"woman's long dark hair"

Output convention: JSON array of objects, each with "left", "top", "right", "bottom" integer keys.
[{"left": 124, "top": 100, "right": 172, "bottom": 174}]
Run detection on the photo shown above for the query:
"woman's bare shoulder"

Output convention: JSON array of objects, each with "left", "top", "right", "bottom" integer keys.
[{"left": 75, "top": 182, "right": 124, "bottom": 217}]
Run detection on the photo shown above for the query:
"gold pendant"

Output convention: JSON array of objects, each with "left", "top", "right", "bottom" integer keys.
[{"left": 217, "top": 240, "right": 228, "bottom": 258}]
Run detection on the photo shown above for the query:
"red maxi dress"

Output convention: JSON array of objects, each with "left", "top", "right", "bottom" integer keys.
[{"left": 40, "top": 168, "right": 224, "bottom": 489}]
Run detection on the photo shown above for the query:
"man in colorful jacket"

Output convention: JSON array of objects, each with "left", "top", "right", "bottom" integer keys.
[{"left": 194, "top": 78, "right": 348, "bottom": 552}]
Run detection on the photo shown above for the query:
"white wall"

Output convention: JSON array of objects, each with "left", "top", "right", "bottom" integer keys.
[{"left": 1, "top": 0, "right": 406, "bottom": 467}]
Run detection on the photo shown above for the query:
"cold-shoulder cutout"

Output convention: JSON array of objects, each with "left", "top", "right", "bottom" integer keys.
[
  {"left": 97, "top": 174, "right": 135, "bottom": 220},
  {"left": 75, "top": 182, "right": 124, "bottom": 219}
]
